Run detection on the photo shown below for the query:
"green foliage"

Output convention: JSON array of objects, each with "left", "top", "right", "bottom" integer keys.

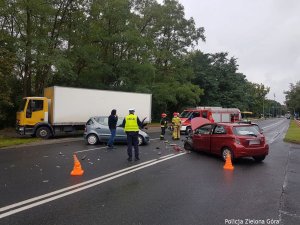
[
  {"left": 0, "top": 136, "right": 41, "bottom": 148},
  {"left": 0, "top": 0, "right": 284, "bottom": 127},
  {"left": 151, "top": 81, "right": 203, "bottom": 120},
  {"left": 285, "top": 81, "right": 300, "bottom": 115},
  {"left": 284, "top": 120, "right": 300, "bottom": 144},
  {"left": 0, "top": 30, "right": 17, "bottom": 128}
]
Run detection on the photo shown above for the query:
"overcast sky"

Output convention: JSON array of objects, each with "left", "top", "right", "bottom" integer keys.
[{"left": 177, "top": 0, "right": 300, "bottom": 104}]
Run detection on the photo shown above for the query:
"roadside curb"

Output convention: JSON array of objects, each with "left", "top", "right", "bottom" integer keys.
[
  {"left": 0, "top": 127, "right": 161, "bottom": 150},
  {"left": 0, "top": 137, "right": 83, "bottom": 150}
]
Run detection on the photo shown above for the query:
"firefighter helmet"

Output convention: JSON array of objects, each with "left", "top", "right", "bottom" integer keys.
[{"left": 161, "top": 113, "right": 167, "bottom": 118}]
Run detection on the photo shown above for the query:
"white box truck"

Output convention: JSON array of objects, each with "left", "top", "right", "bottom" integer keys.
[{"left": 16, "top": 86, "right": 152, "bottom": 138}]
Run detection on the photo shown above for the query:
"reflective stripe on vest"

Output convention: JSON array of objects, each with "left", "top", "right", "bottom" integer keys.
[{"left": 124, "top": 114, "right": 139, "bottom": 132}]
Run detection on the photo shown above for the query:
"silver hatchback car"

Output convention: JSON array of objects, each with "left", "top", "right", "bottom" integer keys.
[{"left": 84, "top": 116, "right": 150, "bottom": 145}]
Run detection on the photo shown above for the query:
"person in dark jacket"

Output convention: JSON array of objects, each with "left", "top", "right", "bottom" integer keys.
[
  {"left": 160, "top": 113, "right": 168, "bottom": 140},
  {"left": 107, "top": 109, "right": 118, "bottom": 149}
]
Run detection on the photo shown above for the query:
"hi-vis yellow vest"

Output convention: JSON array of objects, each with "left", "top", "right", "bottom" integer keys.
[{"left": 124, "top": 114, "right": 139, "bottom": 132}]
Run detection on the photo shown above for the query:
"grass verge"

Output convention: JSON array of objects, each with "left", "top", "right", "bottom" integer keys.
[
  {"left": 284, "top": 120, "right": 300, "bottom": 144},
  {"left": 0, "top": 135, "right": 41, "bottom": 148}
]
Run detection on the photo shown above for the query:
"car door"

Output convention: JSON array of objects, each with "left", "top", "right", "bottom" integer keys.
[
  {"left": 192, "top": 124, "right": 213, "bottom": 152},
  {"left": 115, "top": 118, "right": 127, "bottom": 142},
  {"left": 210, "top": 125, "right": 227, "bottom": 154},
  {"left": 92, "top": 117, "right": 109, "bottom": 142}
]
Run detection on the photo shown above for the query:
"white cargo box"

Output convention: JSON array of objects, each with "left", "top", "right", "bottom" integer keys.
[{"left": 44, "top": 86, "right": 152, "bottom": 125}]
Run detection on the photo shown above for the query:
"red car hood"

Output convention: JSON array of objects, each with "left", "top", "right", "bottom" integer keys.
[{"left": 191, "top": 117, "right": 211, "bottom": 130}]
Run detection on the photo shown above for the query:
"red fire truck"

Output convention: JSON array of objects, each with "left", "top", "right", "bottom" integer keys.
[{"left": 179, "top": 107, "right": 241, "bottom": 134}]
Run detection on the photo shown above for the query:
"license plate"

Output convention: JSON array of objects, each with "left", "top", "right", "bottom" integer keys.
[{"left": 249, "top": 139, "right": 260, "bottom": 145}]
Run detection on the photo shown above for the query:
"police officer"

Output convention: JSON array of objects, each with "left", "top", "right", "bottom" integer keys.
[
  {"left": 121, "top": 108, "right": 143, "bottom": 161},
  {"left": 160, "top": 113, "right": 168, "bottom": 140}
]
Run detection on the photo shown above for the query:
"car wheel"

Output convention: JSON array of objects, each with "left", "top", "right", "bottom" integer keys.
[
  {"left": 253, "top": 155, "right": 266, "bottom": 162},
  {"left": 36, "top": 127, "right": 52, "bottom": 139},
  {"left": 184, "top": 141, "right": 193, "bottom": 151},
  {"left": 138, "top": 135, "right": 144, "bottom": 146},
  {"left": 221, "top": 148, "right": 233, "bottom": 162},
  {"left": 87, "top": 134, "right": 98, "bottom": 145},
  {"left": 186, "top": 127, "right": 192, "bottom": 135}
]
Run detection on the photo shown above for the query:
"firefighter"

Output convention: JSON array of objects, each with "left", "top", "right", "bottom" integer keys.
[
  {"left": 172, "top": 112, "right": 181, "bottom": 140},
  {"left": 208, "top": 114, "right": 215, "bottom": 123},
  {"left": 160, "top": 113, "right": 168, "bottom": 140}
]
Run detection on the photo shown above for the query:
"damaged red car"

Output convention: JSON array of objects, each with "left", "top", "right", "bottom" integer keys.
[{"left": 184, "top": 118, "right": 269, "bottom": 162}]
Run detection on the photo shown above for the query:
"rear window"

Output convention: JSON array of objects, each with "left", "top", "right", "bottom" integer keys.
[
  {"left": 252, "top": 124, "right": 261, "bottom": 132},
  {"left": 95, "top": 117, "right": 108, "bottom": 125},
  {"left": 233, "top": 126, "right": 260, "bottom": 137}
]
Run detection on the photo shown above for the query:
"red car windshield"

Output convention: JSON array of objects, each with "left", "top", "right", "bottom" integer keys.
[{"left": 233, "top": 126, "right": 260, "bottom": 137}]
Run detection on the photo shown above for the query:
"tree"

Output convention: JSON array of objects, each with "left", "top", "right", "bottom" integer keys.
[
  {"left": 246, "top": 83, "right": 270, "bottom": 116},
  {"left": 285, "top": 81, "right": 300, "bottom": 116},
  {"left": 0, "top": 30, "right": 17, "bottom": 128},
  {"left": 190, "top": 51, "right": 249, "bottom": 108}
]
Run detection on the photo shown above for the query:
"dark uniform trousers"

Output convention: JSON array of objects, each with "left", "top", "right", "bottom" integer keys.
[{"left": 126, "top": 131, "right": 139, "bottom": 159}]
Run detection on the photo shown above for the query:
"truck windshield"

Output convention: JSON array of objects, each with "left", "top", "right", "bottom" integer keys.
[
  {"left": 180, "top": 110, "right": 193, "bottom": 118},
  {"left": 18, "top": 99, "right": 27, "bottom": 112}
]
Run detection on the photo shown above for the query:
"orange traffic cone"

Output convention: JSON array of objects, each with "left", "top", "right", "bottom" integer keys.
[
  {"left": 71, "top": 154, "right": 84, "bottom": 176},
  {"left": 223, "top": 153, "right": 234, "bottom": 170}
]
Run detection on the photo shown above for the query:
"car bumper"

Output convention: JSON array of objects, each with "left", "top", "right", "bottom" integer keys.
[
  {"left": 180, "top": 125, "right": 187, "bottom": 132},
  {"left": 233, "top": 144, "right": 269, "bottom": 158},
  {"left": 144, "top": 135, "right": 150, "bottom": 144}
]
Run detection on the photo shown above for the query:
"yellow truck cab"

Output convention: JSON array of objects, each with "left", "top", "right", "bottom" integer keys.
[{"left": 16, "top": 97, "right": 51, "bottom": 138}]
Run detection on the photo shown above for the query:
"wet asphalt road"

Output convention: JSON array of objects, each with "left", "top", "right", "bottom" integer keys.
[{"left": 0, "top": 118, "right": 299, "bottom": 225}]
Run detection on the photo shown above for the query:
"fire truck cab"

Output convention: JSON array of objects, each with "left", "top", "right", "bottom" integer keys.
[{"left": 179, "top": 107, "right": 241, "bottom": 134}]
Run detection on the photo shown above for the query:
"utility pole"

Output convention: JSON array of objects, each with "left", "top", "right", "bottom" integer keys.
[{"left": 274, "top": 93, "right": 276, "bottom": 117}]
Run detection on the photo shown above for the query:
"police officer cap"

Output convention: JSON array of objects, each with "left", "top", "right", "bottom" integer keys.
[{"left": 129, "top": 108, "right": 135, "bottom": 112}]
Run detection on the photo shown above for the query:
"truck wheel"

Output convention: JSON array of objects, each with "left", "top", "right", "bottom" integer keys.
[
  {"left": 87, "top": 134, "right": 98, "bottom": 145},
  {"left": 138, "top": 135, "right": 144, "bottom": 146},
  {"left": 36, "top": 127, "right": 52, "bottom": 139}
]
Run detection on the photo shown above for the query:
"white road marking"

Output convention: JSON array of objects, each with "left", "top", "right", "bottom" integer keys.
[
  {"left": 0, "top": 152, "right": 186, "bottom": 219},
  {"left": 0, "top": 158, "right": 157, "bottom": 213},
  {"left": 75, "top": 147, "right": 106, "bottom": 153},
  {"left": 268, "top": 126, "right": 287, "bottom": 144},
  {"left": 261, "top": 119, "right": 285, "bottom": 130}
]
